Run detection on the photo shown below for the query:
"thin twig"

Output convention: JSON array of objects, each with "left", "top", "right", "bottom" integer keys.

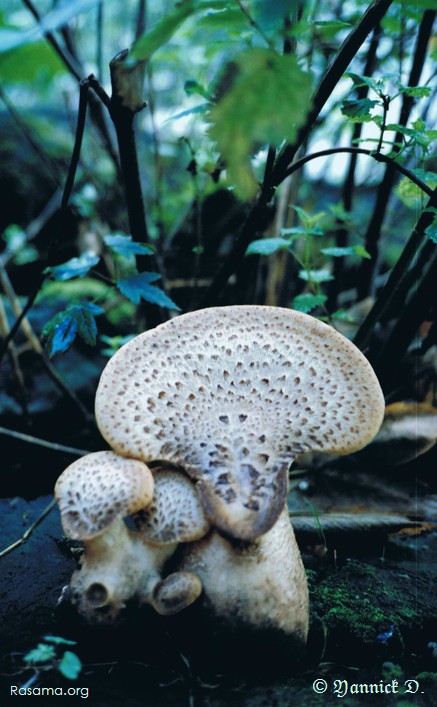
[
  {"left": 357, "top": 8, "right": 436, "bottom": 298},
  {"left": 0, "top": 425, "right": 90, "bottom": 456},
  {"left": 272, "top": 0, "right": 394, "bottom": 185},
  {"left": 0, "top": 85, "right": 63, "bottom": 187},
  {"left": 0, "top": 498, "right": 56, "bottom": 559},
  {"left": 0, "top": 79, "right": 92, "bottom": 365},
  {"left": 0, "top": 261, "right": 95, "bottom": 424},
  {"left": 282, "top": 147, "right": 433, "bottom": 197},
  {"left": 354, "top": 186, "right": 437, "bottom": 353}
]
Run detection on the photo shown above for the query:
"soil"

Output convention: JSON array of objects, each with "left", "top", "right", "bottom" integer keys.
[{"left": 0, "top": 494, "right": 436, "bottom": 706}]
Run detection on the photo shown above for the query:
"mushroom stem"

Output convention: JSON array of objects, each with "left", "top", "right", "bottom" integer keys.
[
  {"left": 180, "top": 508, "right": 309, "bottom": 642},
  {"left": 68, "top": 519, "right": 175, "bottom": 622}
]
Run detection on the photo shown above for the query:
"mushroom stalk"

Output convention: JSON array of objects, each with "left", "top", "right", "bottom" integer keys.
[
  {"left": 68, "top": 519, "right": 176, "bottom": 622},
  {"left": 180, "top": 508, "right": 309, "bottom": 641}
]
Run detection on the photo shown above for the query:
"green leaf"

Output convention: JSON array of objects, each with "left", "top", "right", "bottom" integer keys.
[
  {"left": 104, "top": 234, "right": 154, "bottom": 257},
  {"left": 299, "top": 269, "right": 334, "bottom": 283},
  {"left": 128, "top": 1, "right": 197, "bottom": 64},
  {"left": 341, "top": 98, "right": 379, "bottom": 122},
  {"left": 184, "top": 79, "right": 212, "bottom": 100},
  {"left": 43, "top": 636, "right": 77, "bottom": 646},
  {"left": 43, "top": 313, "right": 78, "bottom": 357},
  {"left": 42, "top": 303, "right": 104, "bottom": 357},
  {"left": 0, "top": 41, "right": 66, "bottom": 83},
  {"left": 425, "top": 224, "right": 437, "bottom": 244},
  {"left": 346, "top": 72, "right": 383, "bottom": 94},
  {"left": 198, "top": 8, "right": 245, "bottom": 29},
  {"left": 311, "top": 19, "right": 351, "bottom": 38},
  {"left": 58, "top": 651, "right": 82, "bottom": 680},
  {"left": 100, "top": 334, "right": 136, "bottom": 357},
  {"left": 46, "top": 253, "right": 100, "bottom": 281},
  {"left": 117, "top": 272, "right": 180, "bottom": 310},
  {"left": 292, "top": 293, "right": 327, "bottom": 313},
  {"left": 246, "top": 238, "right": 291, "bottom": 256},
  {"left": 399, "top": 85, "right": 432, "bottom": 99},
  {"left": 24, "top": 644, "right": 56, "bottom": 664},
  {"left": 321, "top": 245, "right": 370, "bottom": 259},
  {"left": 209, "top": 48, "right": 312, "bottom": 200}
]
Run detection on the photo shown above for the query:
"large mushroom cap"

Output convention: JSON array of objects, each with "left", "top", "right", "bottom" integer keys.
[
  {"left": 55, "top": 451, "right": 154, "bottom": 540},
  {"left": 95, "top": 306, "right": 384, "bottom": 540}
]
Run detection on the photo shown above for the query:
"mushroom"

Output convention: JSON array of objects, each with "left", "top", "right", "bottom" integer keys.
[
  {"left": 95, "top": 305, "right": 385, "bottom": 541},
  {"left": 55, "top": 454, "right": 209, "bottom": 621},
  {"left": 132, "top": 465, "right": 210, "bottom": 615},
  {"left": 179, "top": 507, "right": 309, "bottom": 642}
]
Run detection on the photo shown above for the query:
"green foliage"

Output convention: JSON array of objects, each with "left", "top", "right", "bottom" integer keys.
[
  {"left": 209, "top": 48, "right": 312, "bottom": 200},
  {"left": 23, "top": 636, "right": 81, "bottom": 681},
  {"left": 321, "top": 245, "right": 370, "bottom": 259},
  {"left": 341, "top": 98, "right": 379, "bottom": 123},
  {"left": 42, "top": 303, "right": 104, "bottom": 357},
  {"left": 45, "top": 253, "right": 100, "bottom": 281},
  {"left": 3, "top": 225, "right": 38, "bottom": 264},
  {"left": 58, "top": 651, "right": 82, "bottom": 680},
  {"left": 292, "top": 293, "right": 328, "bottom": 313},
  {"left": 24, "top": 644, "right": 56, "bottom": 664},
  {"left": 425, "top": 224, "right": 437, "bottom": 245},
  {"left": 117, "top": 272, "right": 180, "bottom": 310},
  {"left": 103, "top": 234, "right": 154, "bottom": 257},
  {"left": 0, "top": 0, "right": 101, "bottom": 54},
  {"left": 246, "top": 237, "right": 291, "bottom": 256},
  {"left": 128, "top": 0, "right": 221, "bottom": 64}
]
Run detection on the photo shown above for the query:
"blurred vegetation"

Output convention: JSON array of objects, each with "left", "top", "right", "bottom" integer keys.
[{"left": 0, "top": 0, "right": 436, "bottom": 435}]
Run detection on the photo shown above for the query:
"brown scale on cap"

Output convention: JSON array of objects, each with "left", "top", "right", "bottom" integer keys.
[
  {"left": 95, "top": 306, "right": 385, "bottom": 541},
  {"left": 55, "top": 451, "right": 154, "bottom": 540},
  {"left": 133, "top": 466, "right": 210, "bottom": 544}
]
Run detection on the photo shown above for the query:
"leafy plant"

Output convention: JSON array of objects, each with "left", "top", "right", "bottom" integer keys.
[{"left": 23, "top": 636, "right": 82, "bottom": 681}]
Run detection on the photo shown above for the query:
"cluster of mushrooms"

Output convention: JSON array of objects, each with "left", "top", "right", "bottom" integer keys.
[{"left": 55, "top": 306, "right": 385, "bottom": 647}]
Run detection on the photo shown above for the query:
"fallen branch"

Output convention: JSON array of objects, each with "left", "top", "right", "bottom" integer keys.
[
  {"left": 0, "top": 425, "right": 90, "bottom": 457},
  {"left": 0, "top": 498, "right": 56, "bottom": 559}
]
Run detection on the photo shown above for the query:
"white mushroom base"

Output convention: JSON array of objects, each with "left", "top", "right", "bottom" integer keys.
[{"left": 180, "top": 508, "right": 309, "bottom": 643}]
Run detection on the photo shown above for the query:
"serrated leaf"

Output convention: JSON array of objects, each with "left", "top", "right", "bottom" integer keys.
[
  {"left": 24, "top": 644, "right": 56, "bottom": 664},
  {"left": 341, "top": 98, "right": 379, "bottom": 122},
  {"left": 58, "top": 651, "right": 82, "bottom": 680},
  {"left": 321, "top": 245, "right": 370, "bottom": 259},
  {"left": 209, "top": 49, "right": 312, "bottom": 200},
  {"left": 42, "top": 303, "right": 104, "bottom": 357},
  {"left": 128, "top": 1, "right": 196, "bottom": 64},
  {"left": 292, "top": 293, "right": 327, "bottom": 313},
  {"left": 346, "top": 72, "right": 382, "bottom": 94},
  {"left": 74, "top": 307, "right": 99, "bottom": 346},
  {"left": 117, "top": 272, "right": 180, "bottom": 310},
  {"left": 43, "top": 636, "right": 77, "bottom": 646},
  {"left": 104, "top": 234, "right": 154, "bottom": 257},
  {"left": 46, "top": 253, "right": 100, "bottom": 281},
  {"left": 43, "top": 312, "right": 78, "bottom": 357},
  {"left": 399, "top": 85, "right": 432, "bottom": 98},
  {"left": 246, "top": 238, "right": 291, "bottom": 256},
  {"left": 425, "top": 224, "right": 437, "bottom": 244},
  {"left": 299, "top": 269, "right": 334, "bottom": 283}
]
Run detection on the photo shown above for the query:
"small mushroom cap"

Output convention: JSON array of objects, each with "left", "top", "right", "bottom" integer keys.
[
  {"left": 55, "top": 451, "right": 154, "bottom": 540},
  {"left": 151, "top": 571, "right": 203, "bottom": 616},
  {"left": 95, "top": 306, "right": 384, "bottom": 540},
  {"left": 133, "top": 465, "right": 210, "bottom": 544}
]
